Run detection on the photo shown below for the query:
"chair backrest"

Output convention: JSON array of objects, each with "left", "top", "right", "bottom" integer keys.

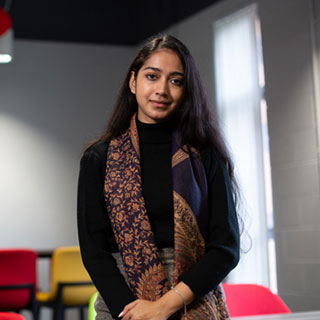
[
  {"left": 222, "top": 283, "right": 291, "bottom": 317},
  {"left": 51, "top": 246, "right": 96, "bottom": 305},
  {"left": 0, "top": 249, "right": 37, "bottom": 310}
]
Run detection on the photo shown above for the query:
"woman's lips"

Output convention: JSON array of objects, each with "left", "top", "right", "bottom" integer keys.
[{"left": 150, "top": 100, "right": 170, "bottom": 107}]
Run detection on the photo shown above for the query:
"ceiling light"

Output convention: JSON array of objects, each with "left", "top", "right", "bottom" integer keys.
[{"left": 0, "top": 7, "right": 13, "bottom": 63}]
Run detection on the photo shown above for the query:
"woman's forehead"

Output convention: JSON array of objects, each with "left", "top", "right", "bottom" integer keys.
[{"left": 141, "top": 49, "right": 184, "bottom": 73}]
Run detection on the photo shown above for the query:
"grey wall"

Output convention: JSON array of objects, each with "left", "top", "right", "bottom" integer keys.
[
  {"left": 0, "top": 40, "right": 134, "bottom": 250},
  {"left": 260, "top": 0, "right": 320, "bottom": 311},
  {"left": 168, "top": 0, "right": 320, "bottom": 312}
]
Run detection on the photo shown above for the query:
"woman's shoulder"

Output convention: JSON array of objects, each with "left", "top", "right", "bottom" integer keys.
[
  {"left": 199, "top": 144, "right": 224, "bottom": 179},
  {"left": 82, "top": 140, "right": 110, "bottom": 162},
  {"left": 199, "top": 144, "right": 219, "bottom": 164}
]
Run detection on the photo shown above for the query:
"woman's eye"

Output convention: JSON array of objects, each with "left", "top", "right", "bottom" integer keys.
[
  {"left": 171, "top": 78, "right": 183, "bottom": 86},
  {"left": 146, "top": 74, "right": 157, "bottom": 80}
]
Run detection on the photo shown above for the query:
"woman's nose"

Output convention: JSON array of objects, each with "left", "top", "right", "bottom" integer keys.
[{"left": 155, "top": 79, "right": 168, "bottom": 96}]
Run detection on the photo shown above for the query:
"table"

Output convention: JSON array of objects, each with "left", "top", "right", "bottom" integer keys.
[{"left": 234, "top": 311, "right": 320, "bottom": 320}]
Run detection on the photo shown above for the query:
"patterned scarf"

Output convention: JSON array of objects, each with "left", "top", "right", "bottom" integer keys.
[{"left": 104, "top": 115, "right": 230, "bottom": 319}]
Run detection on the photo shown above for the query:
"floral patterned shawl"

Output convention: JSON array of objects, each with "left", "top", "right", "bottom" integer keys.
[{"left": 104, "top": 114, "right": 230, "bottom": 319}]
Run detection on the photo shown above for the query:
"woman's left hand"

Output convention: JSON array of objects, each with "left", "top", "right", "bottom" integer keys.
[{"left": 120, "top": 299, "right": 170, "bottom": 320}]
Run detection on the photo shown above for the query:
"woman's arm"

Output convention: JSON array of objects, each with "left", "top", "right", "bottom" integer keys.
[
  {"left": 77, "top": 143, "right": 136, "bottom": 318},
  {"left": 178, "top": 149, "right": 240, "bottom": 298}
]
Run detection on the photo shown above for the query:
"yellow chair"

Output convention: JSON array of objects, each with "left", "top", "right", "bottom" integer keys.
[{"left": 37, "top": 246, "right": 96, "bottom": 320}]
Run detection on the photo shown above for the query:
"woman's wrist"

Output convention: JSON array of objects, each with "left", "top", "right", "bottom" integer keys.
[
  {"left": 156, "top": 290, "right": 182, "bottom": 317},
  {"left": 171, "top": 286, "right": 187, "bottom": 316},
  {"left": 157, "top": 282, "right": 195, "bottom": 317}
]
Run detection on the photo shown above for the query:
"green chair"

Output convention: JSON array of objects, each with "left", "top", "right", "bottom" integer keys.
[{"left": 88, "top": 292, "right": 98, "bottom": 320}]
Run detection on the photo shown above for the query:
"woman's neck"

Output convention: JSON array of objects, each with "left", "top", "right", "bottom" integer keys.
[{"left": 136, "top": 118, "right": 173, "bottom": 144}]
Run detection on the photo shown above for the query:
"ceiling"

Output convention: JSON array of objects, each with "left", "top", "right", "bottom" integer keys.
[{"left": 2, "top": 0, "right": 222, "bottom": 46}]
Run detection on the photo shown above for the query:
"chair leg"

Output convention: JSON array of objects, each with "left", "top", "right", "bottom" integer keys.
[
  {"left": 31, "top": 300, "right": 39, "bottom": 320},
  {"left": 35, "top": 305, "right": 41, "bottom": 320},
  {"left": 30, "top": 284, "right": 38, "bottom": 320},
  {"left": 53, "top": 304, "right": 64, "bottom": 320},
  {"left": 80, "top": 306, "right": 85, "bottom": 320},
  {"left": 55, "top": 285, "right": 64, "bottom": 320}
]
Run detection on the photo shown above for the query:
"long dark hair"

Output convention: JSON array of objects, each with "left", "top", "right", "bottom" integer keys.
[{"left": 91, "top": 34, "right": 243, "bottom": 230}]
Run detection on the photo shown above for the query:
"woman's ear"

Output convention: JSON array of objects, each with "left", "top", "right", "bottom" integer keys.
[{"left": 129, "top": 71, "right": 136, "bottom": 94}]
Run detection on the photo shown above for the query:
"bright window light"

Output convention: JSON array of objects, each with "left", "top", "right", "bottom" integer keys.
[{"left": 213, "top": 3, "right": 276, "bottom": 291}]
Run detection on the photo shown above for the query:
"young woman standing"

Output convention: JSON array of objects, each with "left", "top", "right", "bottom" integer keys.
[{"left": 77, "top": 34, "right": 240, "bottom": 320}]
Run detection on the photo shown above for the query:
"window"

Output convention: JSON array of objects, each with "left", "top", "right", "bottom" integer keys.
[{"left": 213, "top": 4, "right": 276, "bottom": 290}]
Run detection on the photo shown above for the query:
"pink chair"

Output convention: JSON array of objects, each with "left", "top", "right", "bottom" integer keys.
[
  {"left": 0, "top": 313, "right": 25, "bottom": 320},
  {"left": 222, "top": 283, "right": 291, "bottom": 317}
]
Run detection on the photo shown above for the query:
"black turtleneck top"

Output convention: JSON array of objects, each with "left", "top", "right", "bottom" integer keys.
[
  {"left": 138, "top": 120, "right": 174, "bottom": 247},
  {"left": 77, "top": 120, "right": 240, "bottom": 319}
]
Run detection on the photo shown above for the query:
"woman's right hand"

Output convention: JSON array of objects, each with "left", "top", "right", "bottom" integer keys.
[
  {"left": 119, "top": 299, "right": 170, "bottom": 320},
  {"left": 119, "top": 281, "right": 195, "bottom": 320}
]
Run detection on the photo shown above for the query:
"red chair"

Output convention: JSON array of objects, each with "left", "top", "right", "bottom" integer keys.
[
  {"left": 222, "top": 283, "right": 291, "bottom": 317},
  {"left": 0, "top": 313, "right": 25, "bottom": 320},
  {"left": 0, "top": 249, "right": 38, "bottom": 320}
]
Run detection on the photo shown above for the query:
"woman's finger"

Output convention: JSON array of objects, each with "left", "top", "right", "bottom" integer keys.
[{"left": 119, "top": 300, "right": 140, "bottom": 318}]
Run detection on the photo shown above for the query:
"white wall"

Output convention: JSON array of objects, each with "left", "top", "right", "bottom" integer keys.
[
  {"left": 0, "top": 40, "right": 134, "bottom": 250},
  {"left": 167, "top": 0, "right": 320, "bottom": 312}
]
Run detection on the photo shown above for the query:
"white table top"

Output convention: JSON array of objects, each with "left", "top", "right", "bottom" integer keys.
[{"left": 234, "top": 310, "right": 320, "bottom": 320}]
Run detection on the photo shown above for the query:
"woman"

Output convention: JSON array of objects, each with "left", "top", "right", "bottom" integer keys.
[{"left": 77, "top": 34, "right": 240, "bottom": 320}]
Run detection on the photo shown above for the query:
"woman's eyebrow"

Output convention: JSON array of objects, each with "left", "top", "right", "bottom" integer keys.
[{"left": 142, "top": 66, "right": 184, "bottom": 77}]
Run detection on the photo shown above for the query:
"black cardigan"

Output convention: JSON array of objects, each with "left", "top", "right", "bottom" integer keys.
[{"left": 77, "top": 121, "right": 240, "bottom": 318}]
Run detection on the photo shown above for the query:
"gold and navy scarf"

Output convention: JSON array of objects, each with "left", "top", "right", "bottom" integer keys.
[{"left": 104, "top": 114, "right": 229, "bottom": 319}]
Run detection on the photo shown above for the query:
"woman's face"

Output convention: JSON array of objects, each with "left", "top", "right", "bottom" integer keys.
[{"left": 129, "top": 49, "right": 184, "bottom": 124}]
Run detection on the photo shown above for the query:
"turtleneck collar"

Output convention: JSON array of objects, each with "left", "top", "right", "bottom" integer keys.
[{"left": 136, "top": 118, "right": 173, "bottom": 144}]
